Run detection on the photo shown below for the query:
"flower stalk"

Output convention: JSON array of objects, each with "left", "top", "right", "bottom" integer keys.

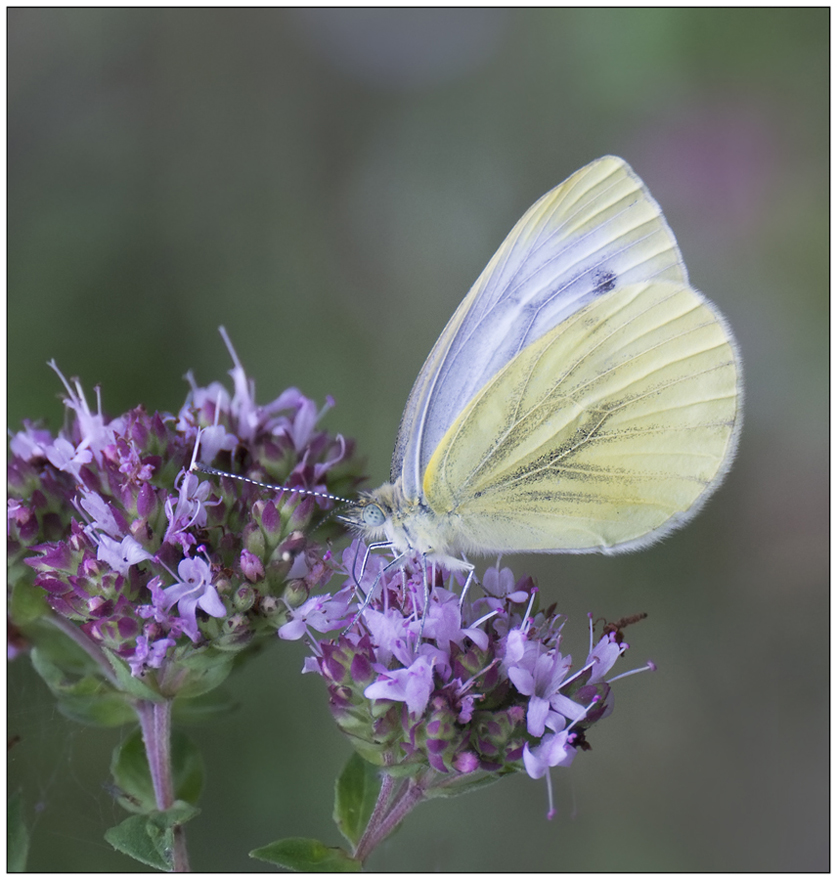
[
  {"left": 353, "top": 774, "right": 425, "bottom": 864},
  {"left": 135, "top": 700, "right": 190, "bottom": 872}
]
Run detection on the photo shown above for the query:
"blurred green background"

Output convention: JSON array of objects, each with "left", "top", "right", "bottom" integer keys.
[{"left": 8, "top": 8, "right": 828, "bottom": 872}]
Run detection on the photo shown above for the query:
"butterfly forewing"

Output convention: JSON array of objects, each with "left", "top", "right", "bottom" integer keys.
[
  {"left": 393, "top": 156, "right": 689, "bottom": 502},
  {"left": 421, "top": 281, "right": 740, "bottom": 554}
]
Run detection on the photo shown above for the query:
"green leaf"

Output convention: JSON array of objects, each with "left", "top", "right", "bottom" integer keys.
[
  {"left": 30, "top": 647, "right": 102, "bottom": 697},
  {"left": 104, "top": 803, "right": 200, "bottom": 871},
  {"left": 104, "top": 814, "right": 171, "bottom": 871},
  {"left": 250, "top": 838, "right": 361, "bottom": 872},
  {"left": 7, "top": 790, "right": 29, "bottom": 872},
  {"left": 424, "top": 770, "right": 508, "bottom": 799},
  {"left": 29, "top": 646, "right": 73, "bottom": 693},
  {"left": 29, "top": 630, "right": 99, "bottom": 680},
  {"left": 334, "top": 753, "right": 381, "bottom": 848},
  {"left": 111, "top": 727, "right": 204, "bottom": 814},
  {"left": 110, "top": 727, "right": 156, "bottom": 813},
  {"left": 172, "top": 687, "right": 238, "bottom": 724},
  {"left": 176, "top": 644, "right": 227, "bottom": 671},
  {"left": 170, "top": 645, "right": 236, "bottom": 699},
  {"left": 56, "top": 692, "right": 137, "bottom": 727},
  {"left": 154, "top": 800, "right": 201, "bottom": 827},
  {"left": 9, "top": 580, "right": 49, "bottom": 625},
  {"left": 175, "top": 655, "right": 235, "bottom": 699},
  {"left": 168, "top": 731, "right": 205, "bottom": 805},
  {"left": 30, "top": 647, "right": 139, "bottom": 727}
]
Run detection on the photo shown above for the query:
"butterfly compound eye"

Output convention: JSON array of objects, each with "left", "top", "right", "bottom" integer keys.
[{"left": 361, "top": 504, "right": 387, "bottom": 528}]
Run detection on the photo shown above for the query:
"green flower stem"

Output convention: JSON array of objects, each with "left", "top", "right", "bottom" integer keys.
[
  {"left": 45, "top": 613, "right": 119, "bottom": 688},
  {"left": 354, "top": 775, "right": 425, "bottom": 865},
  {"left": 136, "top": 700, "right": 190, "bottom": 872}
]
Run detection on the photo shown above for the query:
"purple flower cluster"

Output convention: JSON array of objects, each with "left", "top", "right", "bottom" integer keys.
[
  {"left": 9, "top": 330, "right": 654, "bottom": 819},
  {"left": 8, "top": 331, "right": 361, "bottom": 688},
  {"left": 280, "top": 540, "right": 653, "bottom": 815}
]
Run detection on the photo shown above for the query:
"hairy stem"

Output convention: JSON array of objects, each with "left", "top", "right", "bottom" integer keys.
[
  {"left": 353, "top": 775, "right": 425, "bottom": 865},
  {"left": 353, "top": 772, "right": 398, "bottom": 864},
  {"left": 136, "top": 700, "right": 190, "bottom": 872}
]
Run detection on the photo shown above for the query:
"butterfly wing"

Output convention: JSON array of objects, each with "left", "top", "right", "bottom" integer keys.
[
  {"left": 392, "top": 156, "right": 689, "bottom": 502},
  {"left": 421, "top": 280, "right": 741, "bottom": 554}
]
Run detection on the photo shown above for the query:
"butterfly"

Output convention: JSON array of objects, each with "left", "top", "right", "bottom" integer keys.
[{"left": 342, "top": 156, "right": 742, "bottom": 573}]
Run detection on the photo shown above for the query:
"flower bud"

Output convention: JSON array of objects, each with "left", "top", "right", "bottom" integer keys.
[
  {"left": 282, "top": 579, "right": 309, "bottom": 610},
  {"left": 255, "top": 499, "right": 283, "bottom": 545},
  {"left": 412, "top": 695, "right": 469, "bottom": 773},
  {"left": 242, "top": 521, "right": 266, "bottom": 558},
  {"left": 239, "top": 549, "right": 265, "bottom": 583},
  {"left": 233, "top": 585, "right": 256, "bottom": 612}
]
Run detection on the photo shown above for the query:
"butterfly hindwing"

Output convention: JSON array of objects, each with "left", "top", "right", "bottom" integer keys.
[{"left": 421, "top": 281, "right": 740, "bottom": 554}]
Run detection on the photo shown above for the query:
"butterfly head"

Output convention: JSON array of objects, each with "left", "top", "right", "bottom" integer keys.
[
  {"left": 340, "top": 481, "right": 435, "bottom": 554},
  {"left": 338, "top": 483, "right": 401, "bottom": 546},
  {"left": 339, "top": 482, "right": 474, "bottom": 574}
]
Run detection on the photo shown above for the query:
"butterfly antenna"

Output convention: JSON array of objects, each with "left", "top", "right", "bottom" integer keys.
[
  {"left": 192, "top": 462, "right": 352, "bottom": 505},
  {"left": 189, "top": 428, "right": 352, "bottom": 506}
]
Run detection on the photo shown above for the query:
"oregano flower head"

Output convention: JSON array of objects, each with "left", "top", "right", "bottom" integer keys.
[
  {"left": 280, "top": 540, "right": 654, "bottom": 817},
  {"left": 8, "top": 331, "right": 362, "bottom": 708}
]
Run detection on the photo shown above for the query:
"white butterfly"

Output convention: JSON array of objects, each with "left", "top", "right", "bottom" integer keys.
[{"left": 343, "top": 156, "right": 742, "bottom": 571}]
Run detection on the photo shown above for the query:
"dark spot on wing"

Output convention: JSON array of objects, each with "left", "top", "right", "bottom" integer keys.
[{"left": 594, "top": 268, "right": 617, "bottom": 294}]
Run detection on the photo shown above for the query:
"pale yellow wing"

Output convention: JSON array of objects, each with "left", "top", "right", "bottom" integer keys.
[
  {"left": 392, "top": 156, "right": 689, "bottom": 502},
  {"left": 421, "top": 281, "right": 741, "bottom": 554}
]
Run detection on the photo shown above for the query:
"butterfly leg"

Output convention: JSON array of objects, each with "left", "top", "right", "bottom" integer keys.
[
  {"left": 457, "top": 563, "right": 478, "bottom": 613},
  {"left": 351, "top": 540, "right": 393, "bottom": 591},
  {"left": 343, "top": 546, "right": 406, "bottom": 634},
  {"left": 416, "top": 556, "right": 434, "bottom": 641}
]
